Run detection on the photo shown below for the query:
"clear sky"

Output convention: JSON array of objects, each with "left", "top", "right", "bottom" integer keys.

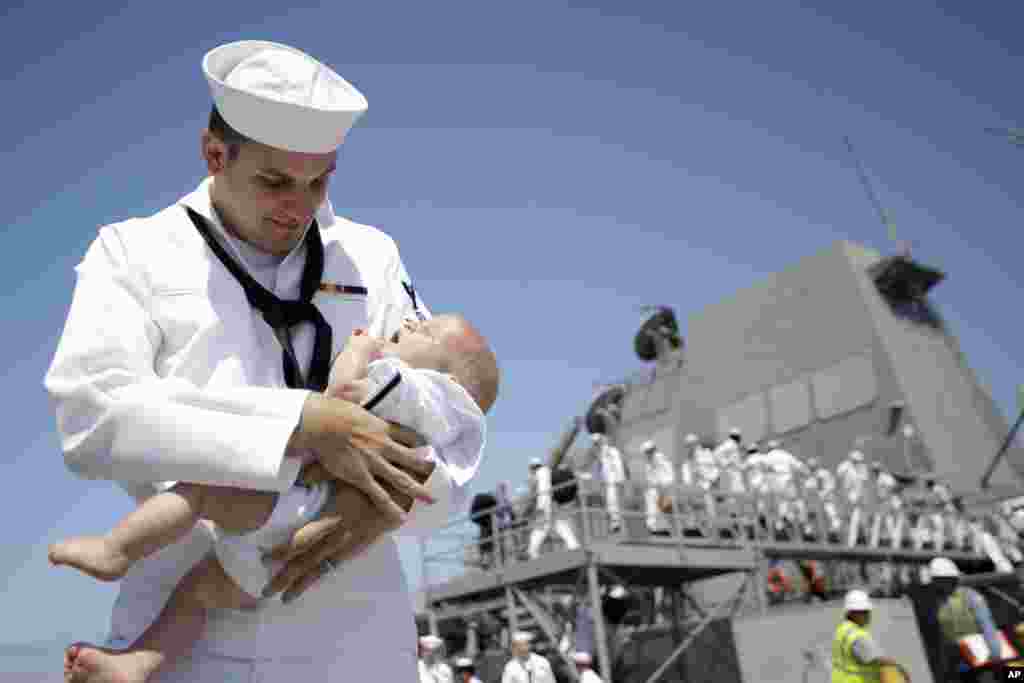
[{"left": 2, "top": 0, "right": 1022, "bottom": 649}]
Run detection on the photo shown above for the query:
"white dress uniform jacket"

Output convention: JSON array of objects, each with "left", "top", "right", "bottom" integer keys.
[
  {"left": 44, "top": 180, "right": 480, "bottom": 679},
  {"left": 501, "top": 653, "right": 556, "bottom": 683},
  {"left": 713, "top": 438, "right": 745, "bottom": 494}
]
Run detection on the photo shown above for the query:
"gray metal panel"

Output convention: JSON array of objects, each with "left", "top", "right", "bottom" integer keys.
[
  {"left": 684, "top": 242, "right": 878, "bottom": 409},
  {"left": 769, "top": 377, "right": 813, "bottom": 435},
  {"left": 812, "top": 353, "right": 876, "bottom": 420}
]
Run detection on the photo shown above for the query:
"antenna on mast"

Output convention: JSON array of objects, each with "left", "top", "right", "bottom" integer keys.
[{"left": 843, "top": 136, "right": 909, "bottom": 257}]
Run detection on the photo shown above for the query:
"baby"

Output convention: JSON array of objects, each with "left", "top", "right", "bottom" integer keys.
[{"left": 49, "top": 313, "right": 499, "bottom": 683}]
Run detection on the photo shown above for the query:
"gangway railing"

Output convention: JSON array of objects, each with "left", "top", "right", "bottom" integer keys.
[{"left": 422, "top": 475, "right": 998, "bottom": 595}]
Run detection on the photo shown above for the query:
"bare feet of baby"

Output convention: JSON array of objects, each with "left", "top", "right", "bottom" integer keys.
[
  {"left": 64, "top": 643, "right": 162, "bottom": 683},
  {"left": 48, "top": 537, "right": 131, "bottom": 582}
]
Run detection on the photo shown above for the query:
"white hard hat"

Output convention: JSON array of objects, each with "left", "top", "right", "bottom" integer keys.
[
  {"left": 642, "top": 440, "right": 656, "bottom": 452},
  {"left": 850, "top": 450, "right": 865, "bottom": 462},
  {"left": 203, "top": 41, "right": 368, "bottom": 154},
  {"left": 511, "top": 631, "right": 534, "bottom": 643},
  {"left": 684, "top": 433, "right": 699, "bottom": 444},
  {"left": 572, "top": 652, "right": 593, "bottom": 665},
  {"left": 419, "top": 634, "right": 444, "bottom": 649},
  {"left": 929, "top": 557, "right": 960, "bottom": 578},
  {"left": 844, "top": 589, "right": 873, "bottom": 611},
  {"left": 528, "top": 457, "right": 543, "bottom": 468}
]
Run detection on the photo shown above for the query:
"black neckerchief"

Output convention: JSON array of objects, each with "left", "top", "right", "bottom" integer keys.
[{"left": 185, "top": 207, "right": 332, "bottom": 391}]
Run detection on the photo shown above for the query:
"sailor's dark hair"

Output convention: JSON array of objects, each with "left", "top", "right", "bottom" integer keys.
[{"left": 207, "top": 106, "right": 253, "bottom": 161}]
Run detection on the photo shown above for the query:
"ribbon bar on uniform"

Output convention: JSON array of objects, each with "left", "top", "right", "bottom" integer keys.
[{"left": 318, "top": 283, "right": 368, "bottom": 296}]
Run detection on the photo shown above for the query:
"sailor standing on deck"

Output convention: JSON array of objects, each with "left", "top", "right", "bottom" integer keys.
[
  {"left": 762, "top": 439, "right": 806, "bottom": 533},
  {"left": 44, "top": 40, "right": 473, "bottom": 682},
  {"left": 837, "top": 448, "right": 870, "bottom": 546},
  {"left": 714, "top": 428, "right": 746, "bottom": 495},
  {"left": 588, "top": 433, "right": 626, "bottom": 533},
  {"left": 643, "top": 440, "right": 676, "bottom": 535},
  {"left": 572, "top": 651, "right": 605, "bottom": 683},
  {"left": 419, "top": 635, "right": 454, "bottom": 683},
  {"left": 527, "top": 458, "right": 580, "bottom": 558},
  {"left": 502, "top": 632, "right": 556, "bottom": 683}
]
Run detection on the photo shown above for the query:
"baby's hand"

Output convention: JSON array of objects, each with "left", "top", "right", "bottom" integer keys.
[{"left": 325, "top": 378, "right": 373, "bottom": 405}]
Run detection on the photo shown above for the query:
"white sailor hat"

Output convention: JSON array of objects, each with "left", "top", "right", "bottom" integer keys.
[
  {"left": 419, "top": 634, "right": 444, "bottom": 649},
  {"left": 642, "top": 440, "right": 657, "bottom": 452},
  {"left": 684, "top": 433, "right": 698, "bottom": 444},
  {"left": 528, "top": 457, "right": 544, "bottom": 468},
  {"left": 203, "top": 40, "right": 368, "bottom": 154},
  {"left": 850, "top": 450, "right": 865, "bottom": 462},
  {"left": 511, "top": 631, "right": 534, "bottom": 643},
  {"left": 729, "top": 427, "right": 742, "bottom": 436},
  {"left": 591, "top": 432, "right": 606, "bottom": 442},
  {"left": 455, "top": 657, "right": 474, "bottom": 668},
  {"left": 766, "top": 440, "right": 780, "bottom": 450},
  {"left": 572, "top": 652, "right": 593, "bottom": 665},
  {"left": 746, "top": 443, "right": 759, "bottom": 453}
]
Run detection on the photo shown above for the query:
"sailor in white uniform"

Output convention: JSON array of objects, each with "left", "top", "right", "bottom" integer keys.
[
  {"left": 643, "top": 440, "right": 676, "bottom": 535},
  {"left": 587, "top": 433, "right": 626, "bottom": 532},
  {"left": 572, "top": 651, "right": 605, "bottom": 682},
  {"left": 45, "top": 40, "right": 480, "bottom": 682},
  {"left": 836, "top": 448, "right": 870, "bottom": 546},
  {"left": 527, "top": 458, "right": 580, "bottom": 558},
  {"left": 419, "top": 634, "right": 454, "bottom": 683},
  {"left": 501, "top": 632, "right": 556, "bottom": 683},
  {"left": 714, "top": 428, "right": 746, "bottom": 495}
]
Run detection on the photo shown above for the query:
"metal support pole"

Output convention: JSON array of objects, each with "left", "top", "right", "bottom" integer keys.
[
  {"left": 506, "top": 586, "right": 519, "bottom": 637},
  {"left": 429, "top": 608, "right": 439, "bottom": 637},
  {"left": 587, "top": 562, "right": 614, "bottom": 683},
  {"left": 671, "top": 586, "right": 687, "bottom": 681}
]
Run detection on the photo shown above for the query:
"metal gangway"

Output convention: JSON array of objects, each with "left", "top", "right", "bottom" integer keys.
[{"left": 419, "top": 475, "right": 996, "bottom": 682}]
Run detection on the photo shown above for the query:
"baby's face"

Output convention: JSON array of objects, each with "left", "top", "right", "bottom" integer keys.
[{"left": 380, "top": 316, "right": 458, "bottom": 372}]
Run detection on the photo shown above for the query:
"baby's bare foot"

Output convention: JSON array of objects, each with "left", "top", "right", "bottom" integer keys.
[
  {"left": 49, "top": 537, "right": 131, "bottom": 581},
  {"left": 64, "top": 643, "right": 162, "bottom": 683}
]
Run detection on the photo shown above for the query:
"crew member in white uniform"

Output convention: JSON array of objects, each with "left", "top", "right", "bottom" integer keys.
[
  {"left": 572, "top": 651, "right": 605, "bottom": 683},
  {"left": 45, "top": 41, "right": 480, "bottom": 682},
  {"left": 693, "top": 436, "right": 720, "bottom": 519},
  {"left": 588, "top": 433, "right": 626, "bottom": 532},
  {"left": 761, "top": 440, "right": 806, "bottom": 532},
  {"left": 643, "top": 440, "right": 675, "bottom": 535},
  {"left": 501, "top": 632, "right": 556, "bottom": 683},
  {"left": 419, "top": 635, "right": 454, "bottom": 683},
  {"left": 527, "top": 458, "right": 580, "bottom": 558},
  {"left": 714, "top": 428, "right": 746, "bottom": 495},
  {"left": 805, "top": 457, "right": 840, "bottom": 536},
  {"left": 837, "top": 448, "right": 870, "bottom": 546}
]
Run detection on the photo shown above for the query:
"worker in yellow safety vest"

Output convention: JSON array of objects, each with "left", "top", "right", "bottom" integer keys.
[
  {"left": 931, "top": 556, "right": 1008, "bottom": 682},
  {"left": 832, "top": 590, "right": 911, "bottom": 683}
]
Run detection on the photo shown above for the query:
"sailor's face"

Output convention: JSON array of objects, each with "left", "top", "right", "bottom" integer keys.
[{"left": 206, "top": 135, "right": 337, "bottom": 256}]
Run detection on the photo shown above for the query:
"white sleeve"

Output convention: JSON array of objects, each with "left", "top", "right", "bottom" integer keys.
[{"left": 44, "top": 230, "right": 307, "bottom": 493}]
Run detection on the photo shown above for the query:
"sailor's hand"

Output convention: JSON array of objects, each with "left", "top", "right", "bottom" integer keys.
[
  {"left": 263, "top": 482, "right": 403, "bottom": 602},
  {"left": 291, "top": 394, "right": 433, "bottom": 523}
]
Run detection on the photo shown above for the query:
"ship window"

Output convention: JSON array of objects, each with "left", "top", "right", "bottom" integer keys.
[
  {"left": 770, "top": 378, "right": 812, "bottom": 434},
  {"left": 813, "top": 354, "right": 876, "bottom": 420}
]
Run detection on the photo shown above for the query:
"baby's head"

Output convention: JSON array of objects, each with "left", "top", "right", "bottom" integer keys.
[{"left": 383, "top": 314, "right": 500, "bottom": 413}]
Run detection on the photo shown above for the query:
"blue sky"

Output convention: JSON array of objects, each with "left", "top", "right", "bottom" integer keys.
[{"left": 2, "top": 0, "right": 1022, "bottom": 649}]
